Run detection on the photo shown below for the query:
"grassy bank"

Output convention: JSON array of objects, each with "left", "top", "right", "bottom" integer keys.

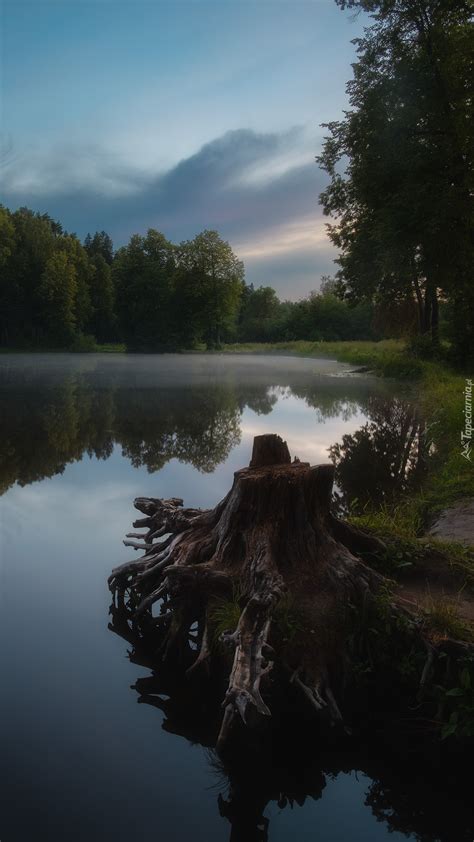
[{"left": 221, "top": 339, "right": 425, "bottom": 377}]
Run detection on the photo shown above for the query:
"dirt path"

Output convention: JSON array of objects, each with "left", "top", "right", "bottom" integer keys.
[
  {"left": 428, "top": 499, "right": 474, "bottom": 546},
  {"left": 394, "top": 500, "right": 474, "bottom": 626},
  {"left": 396, "top": 580, "right": 474, "bottom": 623}
]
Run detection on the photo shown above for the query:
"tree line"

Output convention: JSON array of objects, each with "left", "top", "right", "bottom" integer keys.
[{"left": 0, "top": 205, "right": 380, "bottom": 350}]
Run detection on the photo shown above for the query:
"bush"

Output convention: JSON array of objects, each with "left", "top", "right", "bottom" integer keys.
[
  {"left": 407, "top": 333, "right": 441, "bottom": 360},
  {"left": 69, "top": 333, "right": 98, "bottom": 352}
]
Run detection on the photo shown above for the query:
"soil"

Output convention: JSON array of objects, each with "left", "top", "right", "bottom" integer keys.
[
  {"left": 395, "top": 504, "right": 474, "bottom": 624},
  {"left": 428, "top": 499, "right": 474, "bottom": 546}
]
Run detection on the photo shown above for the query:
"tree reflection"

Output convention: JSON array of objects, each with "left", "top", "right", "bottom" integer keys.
[
  {"left": 108, "top": 600, "right": 474, "bottom": 842},
  {"left": 0, "top": 361, "right": 424, "bottom": 506},
  {"left": 329, "top": 397, "right": 429, "bottom": 513}
]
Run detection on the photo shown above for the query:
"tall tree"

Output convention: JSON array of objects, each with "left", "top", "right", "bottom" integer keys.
[
  {"left": 38, "top": 251, "right": 77, "bottom": 345},
  {"left": 3, "top": 208, "right": 58, "bottom": 343},
  {"left": 61, "top": 235, "right": 94, "bottom": 335},
  {"left": 178, "top": 230, "right": 244, "bottom": 348},
  {"left": 113, "top": 229, "right": 175, "bottom": 348},
  {"left": 239, "top": 286, "right": 281, "bottom": 341},
  {"left": 84, "top": 230, "right": 114, "bottom": 265},
  {"left": 318, "top": 0, "right": 474, "bottom": 356},
  {"left": 0, "top": 206, "right": 16, "bottom": 344},
  {"left": 88, "top": 254, "right": 116, "bottom": 342}
]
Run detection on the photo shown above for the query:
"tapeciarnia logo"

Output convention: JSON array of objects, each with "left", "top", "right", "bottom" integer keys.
[{"left": 461, "top": 378, "right": 473, "bottom": 462}]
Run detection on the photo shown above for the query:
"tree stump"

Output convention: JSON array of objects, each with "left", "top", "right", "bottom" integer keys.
[{"left": 109, "top": 433, "right": 472, "bottom": 752}]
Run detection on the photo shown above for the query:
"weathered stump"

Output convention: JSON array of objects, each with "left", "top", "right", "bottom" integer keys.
[{"left": 109, "top": 433, "right": 472, "bottom": 752}]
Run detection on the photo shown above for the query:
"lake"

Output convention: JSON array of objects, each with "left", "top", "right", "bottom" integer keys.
[{"left": 0, "top": 353, "right": 469, "bottom": 842}]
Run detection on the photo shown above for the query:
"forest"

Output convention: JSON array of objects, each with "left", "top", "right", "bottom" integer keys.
[{"left": 0, "top": 208, "right": 379, "bottom": 350}]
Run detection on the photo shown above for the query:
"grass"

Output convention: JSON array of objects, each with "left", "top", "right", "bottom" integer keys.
[
  {"left": 94, "top": 342, "right": 127, "bottom": 353},
  {"left": 221, "top": 339, "right": 426, "bottom": 377},
  {"left": 208, "top": 588, "right": 243, "bottom": 645},
  {"left": 350, "top": 518, "right": 474, "bottom": 586},
  {"left": 208, "top": 590, "right": 307, "bottom": 649},
  {"left": 420, "top": 593, "right": 473, "bottom": 642}
]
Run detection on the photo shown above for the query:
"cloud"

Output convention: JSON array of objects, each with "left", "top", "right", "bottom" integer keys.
[{"left": 1, "top": 126, "right": 336, "bottom": 296}]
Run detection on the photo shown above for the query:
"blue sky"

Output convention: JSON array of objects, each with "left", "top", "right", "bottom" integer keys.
[{"left": 1, "top": 0, "right": 364, "bottom": 298}]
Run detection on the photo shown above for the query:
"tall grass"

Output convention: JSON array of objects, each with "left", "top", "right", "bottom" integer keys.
[{"left": 222, "top": 339, "right": 427, "bottom": 377}]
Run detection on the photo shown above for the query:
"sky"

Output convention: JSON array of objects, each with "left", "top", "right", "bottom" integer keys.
[{"left": 0, "top": 0, "right": 364, "bottom": 298}]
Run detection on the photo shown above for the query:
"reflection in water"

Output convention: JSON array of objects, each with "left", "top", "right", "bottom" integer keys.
[
  {"left": 329, "top": 397, "right": 428, "bottom": 513},
  {"left": 109, "top": 600, "right": 474, "bottom": 842},
  {"left": 1, "top": 354, "right": 450, "bottom": 842},
  {"left": 0, "top": 353, "right": 409, "bottom": 498}
]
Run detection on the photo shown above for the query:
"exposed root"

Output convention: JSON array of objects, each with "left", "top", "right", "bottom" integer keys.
[{"left": 109, "top": 433, "right": 474, "bottom": 753}]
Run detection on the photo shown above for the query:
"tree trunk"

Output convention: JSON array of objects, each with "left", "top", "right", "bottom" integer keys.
[
  {"left": 412, "top": 276, "right": 425, "bottom": 334},
  {"left": 109, "top": 433, "right": 472, "bottom": 752},
  {"left": 430, "top": 285, "right": 439, "bottom": 346},
  {"left": 423, "top": 284, "right": 432, "bottom": 334}
]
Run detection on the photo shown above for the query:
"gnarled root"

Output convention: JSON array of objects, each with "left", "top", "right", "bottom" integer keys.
[{"left": 108, "top": 433, "right": 472, "bottom": 752}]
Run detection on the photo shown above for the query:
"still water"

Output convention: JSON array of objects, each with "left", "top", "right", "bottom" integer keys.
[{"left": 0, "top": 354, "right": 464, "bottom": 842}]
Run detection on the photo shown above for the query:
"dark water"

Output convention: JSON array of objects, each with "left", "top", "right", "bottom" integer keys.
[{"left": 0, "top": 353, "right": 464, "bottom": 842}]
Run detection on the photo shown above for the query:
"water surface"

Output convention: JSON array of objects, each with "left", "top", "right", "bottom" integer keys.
[{"left": 0, "top": 354, "right": 466, "bottom": 842}]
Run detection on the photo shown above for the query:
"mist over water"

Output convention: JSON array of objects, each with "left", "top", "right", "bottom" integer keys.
[{"left": 0, "top": 354, "right": 462, "bottom": 842}]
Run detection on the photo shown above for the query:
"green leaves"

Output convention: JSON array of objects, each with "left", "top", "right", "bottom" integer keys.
[
  {"left": 319, "top": 0, "right": 474, "bottom": 356},
  {"left": 437, "top": 659, "right": 474, "bottom": 739}
]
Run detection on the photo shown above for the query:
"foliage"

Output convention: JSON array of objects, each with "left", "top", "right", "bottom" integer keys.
[
  {"left": 38, "top": 251, "right": 77, "bottom": 345},
  {"left": 177, "top": 230, "right": 244, "bottom": 348},
  {"left": 435, "top": 660, "right": 474, "bottom": 739},
  {"left": 87, "top": 254, "right": 116, "bottom": 342},
  {"left": 69, "top": 333, "right": 99, "bottom": 352},
  {"left": 319, "top": 0, "right": 474, "bottom": 361},
  {"left": 209, "top": 588, "right": 243, "bottom": 645},
  {"left": 84, "top": 230, "right": 114, "bottom": 265},
  {"left": 113, "top": 229, "right": 175, "bottom": 349}
]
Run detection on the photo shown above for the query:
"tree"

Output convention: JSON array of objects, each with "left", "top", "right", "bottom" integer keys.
[
  {"left": 3, "top": 208, "right": 58, "bottom": 342},
  {"left": 87, "top": 254, "right": 116, "bottom": 342},
  {"left": 318, "top": 0, "right": 474, "bottom": 356},
  {"left": 113, "top": 229, "right": 175, "bottom": 348},
  {"left": 285, "top": 290, "right": 376, "bottom": 341},
  {"left": 0, "top": 206, "right": 16, "bottom": 344},
  {"left": 239, "top": 286, "right": 281, "bottom": 341},
  {"left": 178, "top": 230, "right": 245, "bottom": 348},
  {"left": 61, "top": 235, "right": 93, "bottom": 335},
  {"left": 38, "top": 251, "right": 77, "bottom": 345},
  {"left": 84, "top": 230, "right": 114, "bottom": 265}
]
